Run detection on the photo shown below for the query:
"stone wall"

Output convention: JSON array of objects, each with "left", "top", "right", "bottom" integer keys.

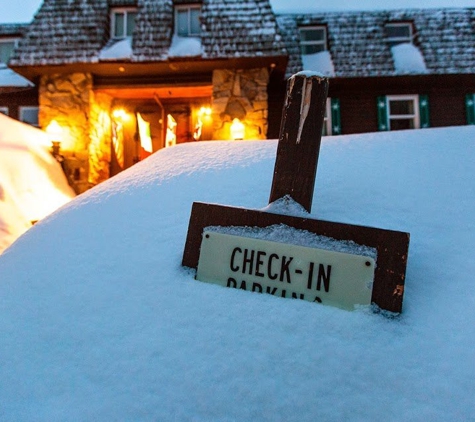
[
  {"left": 39, "top": 73, "right": 92, "bottom": 193},
  {"left": 88, "top": 92, "right": 112, "bottom": 185},
  {"left": 39, "top": 73, "right": 113, "bottom": 192},
  {"left": 212, "top": 68, "right": 269, "bottom": 140}
]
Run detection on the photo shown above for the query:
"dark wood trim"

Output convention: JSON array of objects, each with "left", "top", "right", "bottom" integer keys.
[
  {"left": 11, "top": 55, "right": 288, "bottom": 80},
  {"left": 183, "top": 202, "right": 410, "bottom": 313}
]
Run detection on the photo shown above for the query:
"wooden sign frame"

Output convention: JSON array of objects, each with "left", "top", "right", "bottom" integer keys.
[{"left": 182, "top": 202, "right": 409, "bottom": 313}]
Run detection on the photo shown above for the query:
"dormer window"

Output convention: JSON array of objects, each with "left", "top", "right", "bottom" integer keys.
[
  {"left": 299, "top": 26, "right": 327, "bottom": 55},
  {"left": 175, "top": 5, "right": 201, "bottom": 37},
  {"left": 0, "top": 38, "right": 18, "bottom": 64},
  {"left": 111, "top": 8, "right": 137, "bottom": 39},
  {"left": 385, "top": 23, "right": 414, "bottom": 47}
]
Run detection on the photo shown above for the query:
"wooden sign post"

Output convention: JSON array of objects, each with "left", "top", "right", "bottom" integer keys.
[{"left": 182, "top": 72, "right": 410, "bottom": 313}]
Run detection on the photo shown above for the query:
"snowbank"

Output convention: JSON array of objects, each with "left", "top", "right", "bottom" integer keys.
[
  {"left": 0, "top": 126, "right": 474, "bottom": 420},
  {"left": 99, "top": 37, "right": 133, "bottom": 61},
  {"left": 391, "top": 43, "right": 428, "bottom": 74},
  {"left": 0, "top": 114, "right": 75, "bottom": 254},
  {"left": 301, "top": 51, "right": 335, "bottom": 77},
  {"left": 168, "top": 35, "right": 202, "bottom": 58}
]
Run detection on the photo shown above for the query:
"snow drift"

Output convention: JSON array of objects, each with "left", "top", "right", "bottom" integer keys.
[
  {"left": 0, "top": 113, "right": 75, "bottom": 253},
  {"left": 0, "top": 126, "right": 474, "bottom": 420}
]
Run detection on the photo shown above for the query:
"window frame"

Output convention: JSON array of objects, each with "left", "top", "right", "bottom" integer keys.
[
  {"left": 323, "top": 98, "right": 332, "bottom": 136},
  {"left": 299, "top": 26, "right": 328, "bottom": 56},
  {"left": 0, "top": 106, "right": 8, "bottom": 116},
  {"left": 110, "top": 7, "right": 138, "bottom": 39},
  {"left": 385, "top": 22, "right": 414, "bottom": 47},
  {"left": 386, "top": 95, "right": 420, "bottom": 130},
  {"left": 174, "top": 4, "right": 202, "bottom": 37},
  {"left": 0, "top": 37, "right": 19, "bottom": 64},
  {"left": 19, "top": 106, "right": 39, "bottom": 127}
]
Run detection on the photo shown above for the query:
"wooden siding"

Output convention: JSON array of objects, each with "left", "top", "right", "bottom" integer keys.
[
  {"left": 0, "top": 87, "right": 38, "bottom": 121},
  {"left": 268, "top": 74, "right": 475, "bottom": 137}
]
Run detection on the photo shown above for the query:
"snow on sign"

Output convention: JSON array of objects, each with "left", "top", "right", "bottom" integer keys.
[
  {"left": 197, "top": 230, "right": 376, "bottom": 311},
  {"left": 183, "top": 72, "right": 410, "bottom": 313}
]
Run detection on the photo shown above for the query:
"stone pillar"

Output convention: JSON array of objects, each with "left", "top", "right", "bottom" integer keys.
[
  {"left": 39, "top": 73, "right": 93, "bottom": 193},
  {"left": 89, "top": 92, "right": 113, "bottom": 185},
  {"left": 39, "top": 73, "right": 114, "bottom": 192},
  {"left": 211, "top": 68, "right": 269, "bottom": 140}
]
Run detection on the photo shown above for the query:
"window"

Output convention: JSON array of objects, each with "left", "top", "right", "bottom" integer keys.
[
  {"left": 385, "top": 23, "right": 413, "bottom": 47},
  {"left": 111, "top": 8, "right": 137, "bottom": 39},
  {"left": 377, "top": 95, "right": 430, "bottom": 131},
  {"left": 19, "top": 106, "right": 39, "bottom": 127},
  {"left": 322, "top": 98, "right": 341, "bottom": 136},
  {"left": 0, "top": 107, "right": 8, "bottom": 116},
  {"left": 466, "top": 94, "right": 475, "bottom": 125},
  {"left": 299, "top": 26, "right": 327, "bottom": 55},
  {"left": 0, "top": 38, "right": 18, "bottom": 63},
  {"left": 175, "top": 5, "right": 201, "bottom": 37}
]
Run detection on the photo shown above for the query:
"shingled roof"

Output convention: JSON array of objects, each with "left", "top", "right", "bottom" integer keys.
[
  {"left": 9, "top": 0, "right": 286, "bottom": 66},
  {"left": 0, "top": 23, "right": 29, "bottom": 37},
  {"left": 277, "top": 8, "right": 475, "bottom": 78}
]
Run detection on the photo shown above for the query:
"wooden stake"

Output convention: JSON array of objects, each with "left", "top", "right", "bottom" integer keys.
[{"left": 269, "top": 72, "right": 329, "bottom": 213}]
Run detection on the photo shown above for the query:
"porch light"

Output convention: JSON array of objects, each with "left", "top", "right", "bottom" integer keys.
[
  {"left": 198, "top": 106, "right": 212, "bottom": 117},
  {"left": 46, "top": 120, "right": 63, "bottom": 157},
  {"left": 230, "top": 118, "right": 245, "bottom": 140},
  {"left": 112, "top": 108, "right": 131, "bottom": 122}
]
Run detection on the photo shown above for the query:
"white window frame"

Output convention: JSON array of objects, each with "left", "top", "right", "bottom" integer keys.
[
  {"left": 0, "top": 37, "right": 19, "bottom": 64},
  {"left": 386, "top": 95, "right": 420, "bottom": 130},
  {"left": 0, "top": 107, "right": 8, "bottom": 115},
  {"left": 111, "top": 8, "right": 137, "bottom": 39},
  {"left": 323, "top": 98, "right": 332, "bottom": 136},
  {"left": 299, "top": 26, "right": 327, "bottom": 55},
  {"left": 385, "top": 22, "right": 414, "bottom": 47},
  {"left": 174, "top": 5, "right": 202, "bottom": 37},
  {"left": 19, "top": 106, "right": 39, "bottom": 127}
]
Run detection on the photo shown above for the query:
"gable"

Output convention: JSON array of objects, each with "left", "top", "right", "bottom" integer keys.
[{"left": 10, "top": 0, "right": 286, "bottom": 67}]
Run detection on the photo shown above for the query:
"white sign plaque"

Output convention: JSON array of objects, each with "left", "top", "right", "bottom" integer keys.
[{"left": 196, "top": 230, "right": 376, "bottom": 311}]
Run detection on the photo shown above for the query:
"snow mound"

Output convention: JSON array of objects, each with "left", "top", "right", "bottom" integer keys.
[
  {"left": 168, "top": 35, "right": 202, "bottom": 57},
  {"left": 301, "top": 50, "right": 335, "bottom": 77},
  {"left": 391, "top": 43, "right": 428, "bottom": 74},
  {"left": 0, "top": 113, "right": 75, "bottom": 254},
  {"left": 99, "top": 37, "right": 133, "bottom": 61},
  {"left": 0, "top": 127, "right": 475, "bottom": 420}
]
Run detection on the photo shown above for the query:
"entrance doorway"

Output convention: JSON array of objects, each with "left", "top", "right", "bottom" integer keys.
[{"left": 96, "top": 84, "right": 213, "bottom": 177}]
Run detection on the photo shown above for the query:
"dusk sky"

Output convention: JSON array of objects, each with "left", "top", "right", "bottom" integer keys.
[{"left": 0, "top": 0, "right": 474, "bottom": 23}]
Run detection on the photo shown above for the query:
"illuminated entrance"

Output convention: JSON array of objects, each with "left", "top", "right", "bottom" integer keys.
[{"left": 96, "top": 84, "right": 213, "bottom": 176}]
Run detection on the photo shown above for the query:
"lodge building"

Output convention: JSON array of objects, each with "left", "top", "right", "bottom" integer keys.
[{"left": 1, "top": 1, "right": 474, "bottom": 193}]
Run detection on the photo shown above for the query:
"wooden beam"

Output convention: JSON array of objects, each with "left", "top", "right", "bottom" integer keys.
[{"left": 269, "top": 73, "right": 329, "bottom": 212}]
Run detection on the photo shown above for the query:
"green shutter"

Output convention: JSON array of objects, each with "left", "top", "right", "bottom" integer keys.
[
  {"left": 465, "top": 94, "right": 475, "bottom": 125},
  {"left": 330, "top": 98, "right": 341, "bottom": 135},
  {"left": 419, "top": 95, "right": 430, "bottom": 128},
  {"left": 377, "top": 96, "right": 388, "bottom": 131}
]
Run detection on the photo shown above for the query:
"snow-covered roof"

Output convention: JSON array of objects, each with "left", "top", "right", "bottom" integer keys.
[
  {"left": 8, "top": 0, "right": 286, "bottom": 66},
  {"left": 0, "top": 64, "right": 34, "bottom": 88},
  {"left": 0, "top": 23, "right": 28, "bottom": 37},
  {"left": 277, "top": 8, "right": 475, "bottom": 78}
]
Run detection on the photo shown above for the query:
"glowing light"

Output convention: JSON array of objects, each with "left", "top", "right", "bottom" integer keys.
[
  {"left": 166, "top": 114, "right": 177, "bottom": 147},
  {"left": 46, "top": 120, "right": 62, "bottom": 137},
  {"left": 112, "top": 108, "right": 131, "bottom": 122},
  {"left": 230, "top": 118, "right": 245, "bottom": 140},
  {"left": 198, "top": 106, "right": 212, "bottom": 117},
  {"left": 137, "top": 113, "right": 153, "bottom": 154}
]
